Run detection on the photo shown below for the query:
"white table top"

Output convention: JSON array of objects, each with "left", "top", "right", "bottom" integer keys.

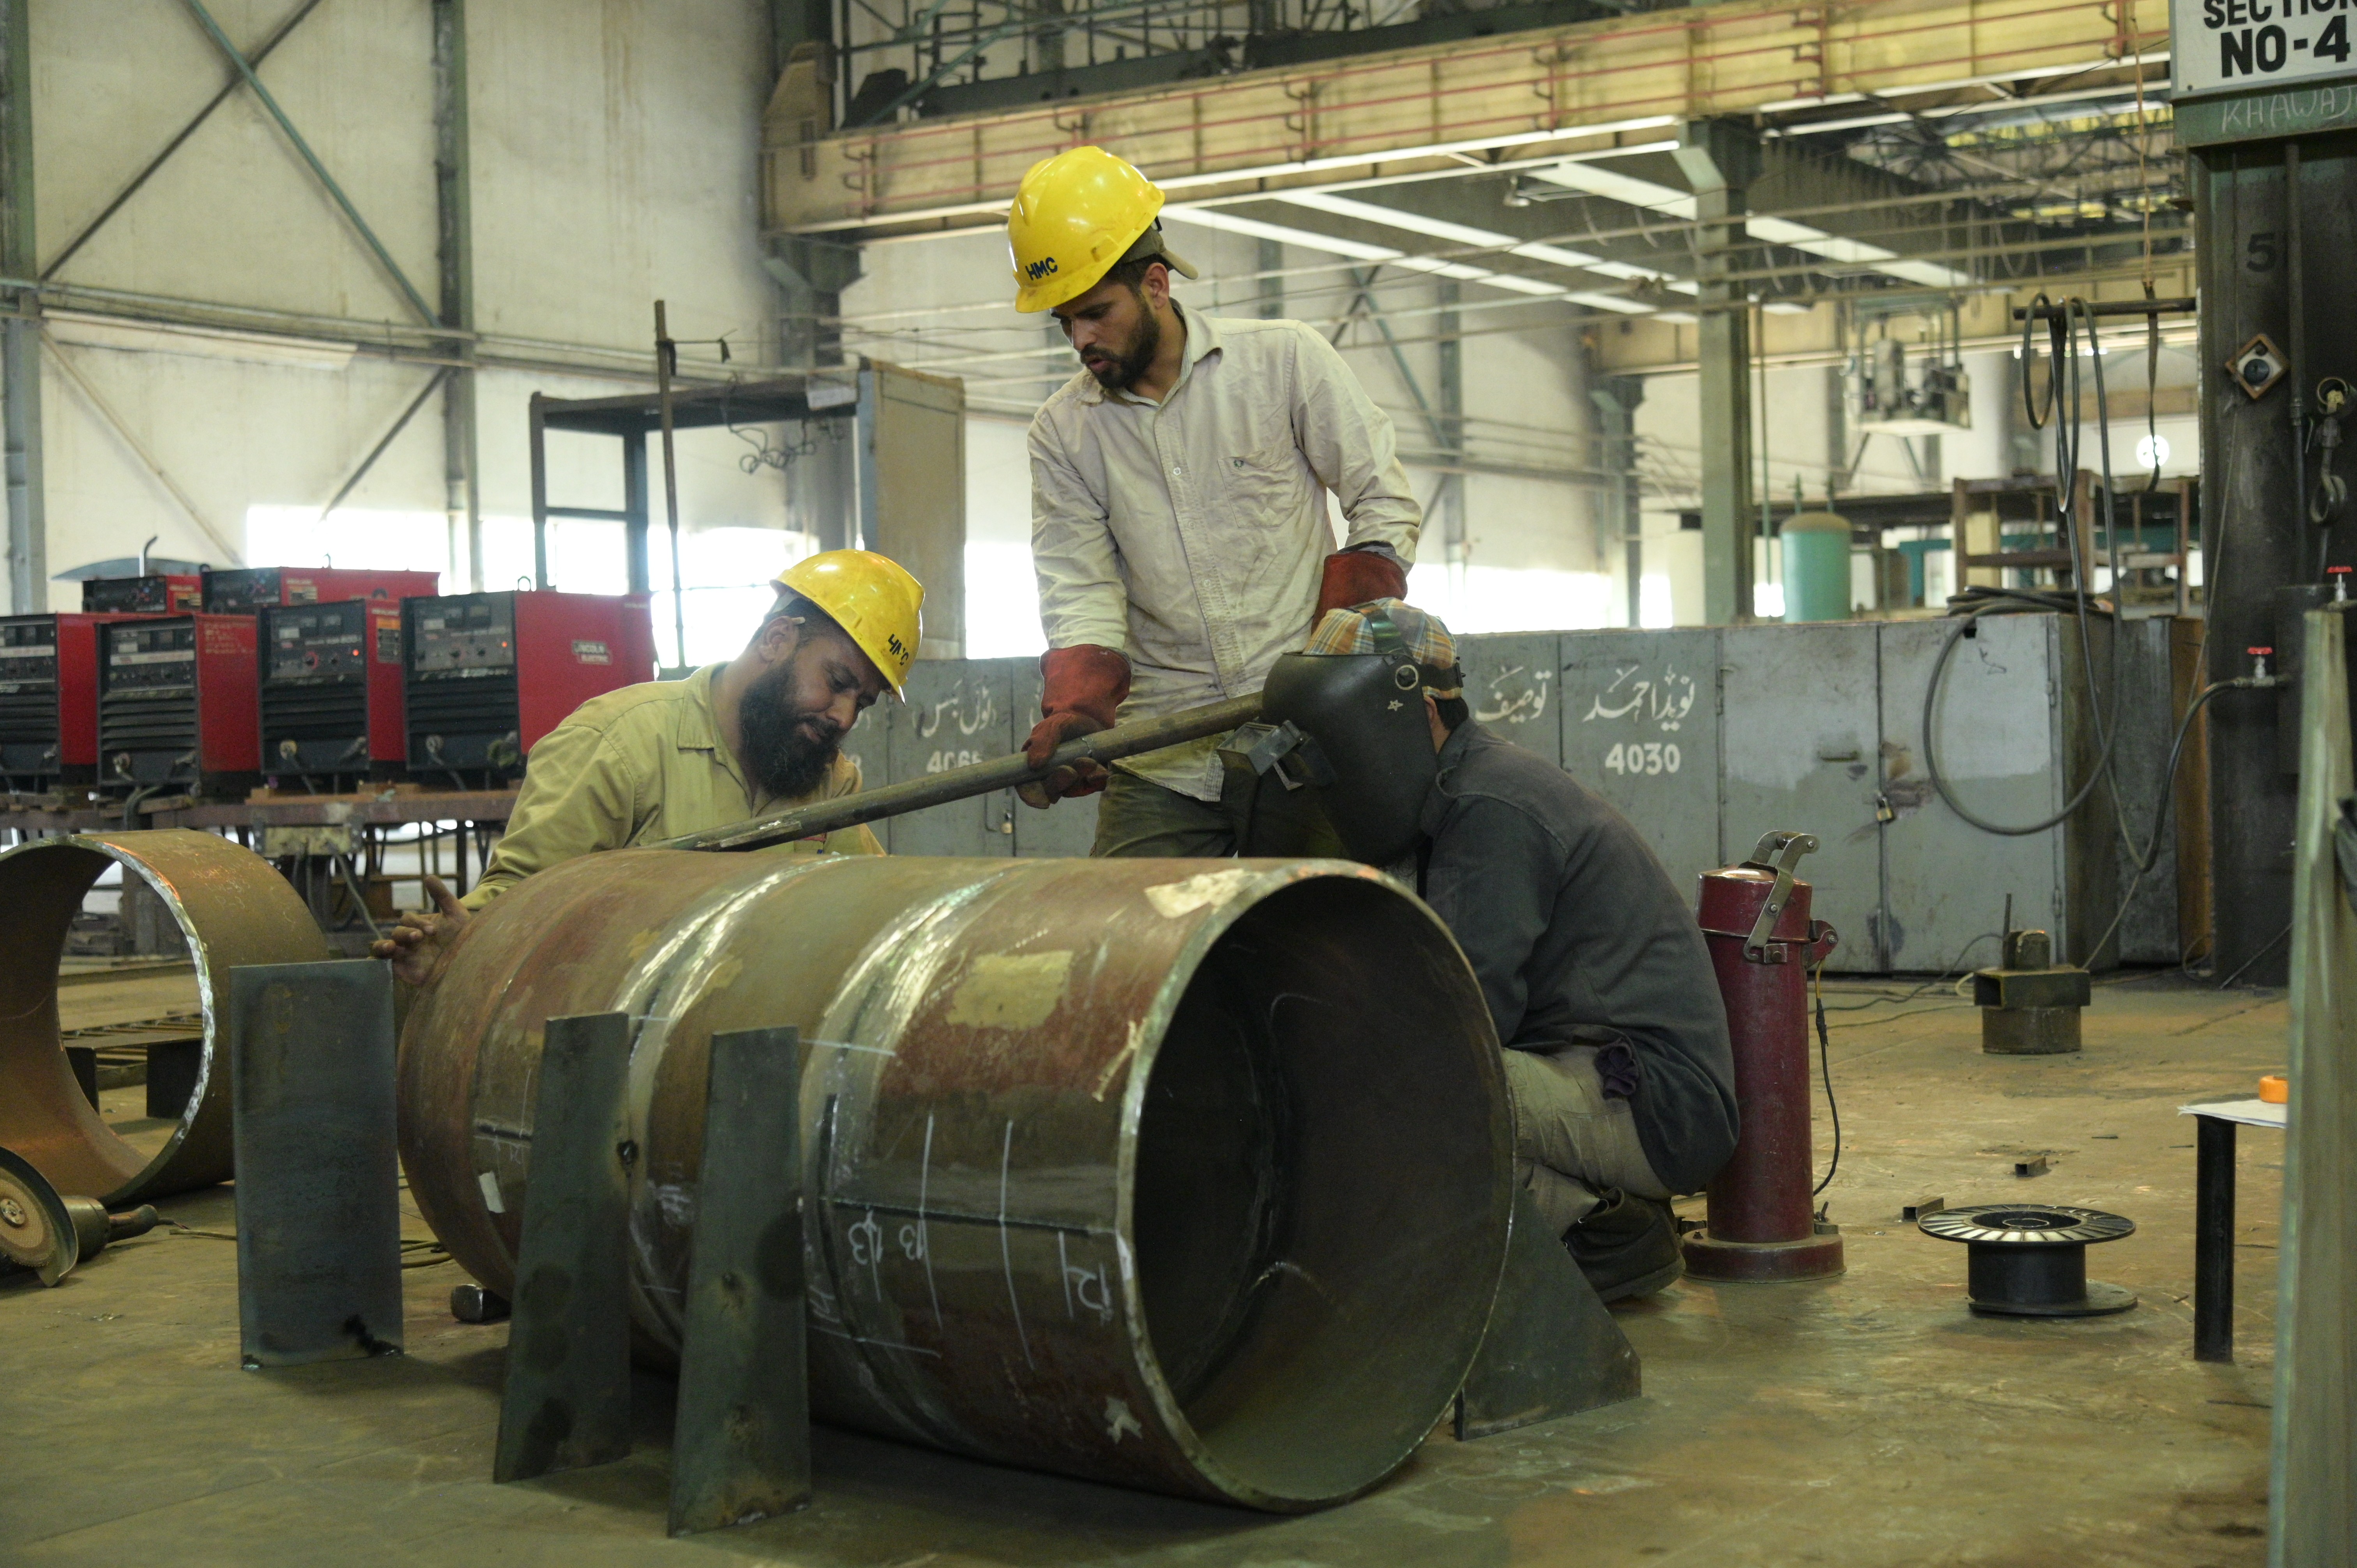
[{"left": 2179, "top": 1098, "right": 2288, "bottom": 1130}]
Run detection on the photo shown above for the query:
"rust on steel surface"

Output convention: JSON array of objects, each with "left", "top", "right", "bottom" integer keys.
[
  {"left": 0, "top": 830, "right": 332, "bottom": 1204},
  {"left": 399, "top": 849, "right": 1513, "bottom": 1511}
]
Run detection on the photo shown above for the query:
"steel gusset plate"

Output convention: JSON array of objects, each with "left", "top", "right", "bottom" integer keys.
[{"left": 0, "top": 831, "right": 332, "bottom": 1204}]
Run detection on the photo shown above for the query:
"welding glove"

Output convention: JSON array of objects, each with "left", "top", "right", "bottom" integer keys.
[
  {"left": 1019, "top": 644, "right": 1130, "bottom": 809},
  {"left": 1313, "top": 546, "right": 1410, "bottom": 631}
]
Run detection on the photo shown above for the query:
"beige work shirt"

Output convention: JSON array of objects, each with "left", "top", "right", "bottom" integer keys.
[
  {"left": 1028, "top": 308, "right": 1421, "bottom": 800},
  {"left": 461, "top": 664, "right": 881, "bottom": 910}
]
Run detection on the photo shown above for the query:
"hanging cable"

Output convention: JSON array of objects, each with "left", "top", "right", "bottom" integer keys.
[{"left": 1811, "top": 954, "right": 1841, "bottom": 1197}]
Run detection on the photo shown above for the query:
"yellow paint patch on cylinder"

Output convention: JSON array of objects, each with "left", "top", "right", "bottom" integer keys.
[{"left": 944, "top": 951, "right": 1074, "bottom": 1030}]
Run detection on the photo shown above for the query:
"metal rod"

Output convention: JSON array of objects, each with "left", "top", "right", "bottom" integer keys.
[
  {"left": 2193, "top": 1113, "right": 2236, "bottom": 1363},
  {"left": 318, "top": 368, "right": 449, "bottom": 519},
  {"left": 528, "top": 392, "right": 549, "bottom": 590},
  {"left": 654, "top": 300, "right": 687, "bottom": 668},
  {"left": 663, "top": 692, "right": 1262, "bottom": 852},
  {"left": 178, "top": 0, "right": 440, "bottom": 327},
  {"left": 2013, "top": 297, "right": 2195, "bottom": 320},
  {"left": 47, "top": 0, "right": 327, "bottom": 280}
]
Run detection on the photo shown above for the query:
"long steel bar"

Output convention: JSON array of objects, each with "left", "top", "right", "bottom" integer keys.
[
  {"left": 664, "top": 693, "right": 1261, "bottom": 852},
  {"left": 41, "top": 0, "right": 327, "bottom": 281},
  {"left": 654, "top": 302, "right": 687, "bottom": 669},
  {"left": 178, "top": 0, "right": 440, "bottom": 326}
]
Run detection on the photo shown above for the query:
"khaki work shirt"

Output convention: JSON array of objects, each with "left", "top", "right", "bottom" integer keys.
[
  {"left": 461, "top": 664, "right": 881, "bottom": 911},
  {"left": 1029, "top": 308, "right": 1420, "bottom": 800}
]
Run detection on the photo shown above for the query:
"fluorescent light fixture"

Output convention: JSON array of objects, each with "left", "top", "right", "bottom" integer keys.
[
  {"left": 1565, "top": 290, "right": 1653, "bottom": 314},
  {"left": 1274, "top": 190, "right": 1516, "bottom": 250},
  {"left": 1167, "top": 205, "right": 1576, "bottom": 302},
  {"left": 1524, "top": 162, "right": 1697, "bottom": 218}
]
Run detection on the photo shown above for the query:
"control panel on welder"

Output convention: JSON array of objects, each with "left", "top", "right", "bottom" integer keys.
[
  {"left": 0, "top": 616, "right": 60, "bottom": 775},
  {"left": 265, "top": 602, "right": 369, "bottom": 683},
  {"left": 409, "top": 596, "right": 517, "bottom": 676},
  {"left": 0, "top": 617, "right": 57, "bottom": 696},
  {"left": 82, "top": 575, "right": 198, "bottom": 614},
  {"left": 202, "top": 568, "right": 287, "bottom": 613},
  {"left": 104, "top": 621, "right": 197, "bottom": 692}
]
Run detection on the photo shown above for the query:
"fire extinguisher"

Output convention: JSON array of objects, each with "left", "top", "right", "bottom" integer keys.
[{"left": 1683, "top": 829, "right": 1846, "bottom": 1282}]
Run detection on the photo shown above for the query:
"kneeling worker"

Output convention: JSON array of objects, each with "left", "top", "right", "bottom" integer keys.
[
  {"left": 1290, "top": 602, "right": 1736, "bottom": 1301},
  {"left": 372, "top": 549, "right": 923, "bottom": 984}
]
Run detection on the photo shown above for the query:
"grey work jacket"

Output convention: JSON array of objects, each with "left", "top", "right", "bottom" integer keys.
[{"left": 1417, "top": 720, "right": 1739, "bottom": 1195}]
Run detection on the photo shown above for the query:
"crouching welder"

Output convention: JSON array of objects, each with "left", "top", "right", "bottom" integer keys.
[
  {"left": 1006, "top": 144, "right": 1421, "bottom": 854},
  {"left": 370, "top": 549, "right": 924, "bottom": 984},
  {"left": 1259, "top": 601, "right": 1737, "bottom": 1301}
]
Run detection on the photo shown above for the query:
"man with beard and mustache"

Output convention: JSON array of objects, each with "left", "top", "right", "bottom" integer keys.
[
  {"left": 370, "top": 549, "right": 922, "bottom": 985},
  {"left": 1008, "top": 145, "right": 1421, "bottom": 855}
]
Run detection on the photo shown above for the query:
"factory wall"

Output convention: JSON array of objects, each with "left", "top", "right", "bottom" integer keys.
[{"left": 19, "top": 0, "right": 797, "bottom": 663}]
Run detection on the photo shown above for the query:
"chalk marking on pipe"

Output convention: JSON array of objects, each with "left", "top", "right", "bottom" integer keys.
[
  {"left": 1090, "top": 1020, "right": 1145, "bottom": 1101},
  {"left": 918, "top": 1114, "right": 943, "bottom": 1330},
  {"left": 826, "top": 1195, "right": 1113, "bottom": 1236},
  {"left": 1144, "top": 867, "right": 1256, "bottom": 918},
  {"left": 476, "top": 1169, "right": 505, "bottom": 1213},
  {"left": 805, "top": 1038, "right": 897, "bottom": 1056},
  {"left": 1057, "top": 1232, "right": 1074, "bottom": 1319},
  {"left": 1104, "top": 1397, "right": 1143, "bottom": 1444},
  {"left": 811, "top": 1322, "right": 942, "bottom": 1358},
  {"left": 999, "top": 1120, "right": 1035, "bottom": 1369}
]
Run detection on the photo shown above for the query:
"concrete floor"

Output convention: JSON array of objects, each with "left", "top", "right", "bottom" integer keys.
[{"left": 4, "top": 971, "right": 2283, "bottom": 1566}]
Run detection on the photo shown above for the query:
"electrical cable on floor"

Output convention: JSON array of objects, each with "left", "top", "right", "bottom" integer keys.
[
  {"left": 1811, "top": 955, "right": 1841, "bottom": 1197},
  {"left": 163, "top": 1215, "right": 452, "bottom": 1268},
  {"left": 1816, "top": 930, "right": 2001, "bottom": 1010},
  {"left": 2216, "top": 922, "right": 2294, "bottom": 991}
]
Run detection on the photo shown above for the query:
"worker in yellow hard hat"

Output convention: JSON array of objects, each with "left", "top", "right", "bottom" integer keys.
[
  {"left": 371, "top": 548, "right": 923, "bottom": 985},
  {"left": 1007, "top": 145, "right": 1423, "bottom": 856}
]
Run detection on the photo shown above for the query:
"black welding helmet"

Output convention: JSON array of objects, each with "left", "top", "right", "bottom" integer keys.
[{"left": 1255, "top": 606, "right": 1458, "bottom": 866}]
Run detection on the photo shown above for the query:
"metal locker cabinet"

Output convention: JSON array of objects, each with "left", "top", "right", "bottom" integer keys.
[
  {"left": 1558, "top": 628, "right": 1722, "bottom": 911},
  {"left": 885, "top": 659, "right": 1014, "bottom": 856},
  {"left": 1719, "top": 622, "right": 1885, "bottom": 971}
]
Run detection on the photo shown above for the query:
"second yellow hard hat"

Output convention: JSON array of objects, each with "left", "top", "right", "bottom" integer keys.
[
  {"left": 775, "top": 549, "right": 924, "bottom": 693},
  {"left": 1006, "top": 145, "right": 1198, "bottom": 314}
]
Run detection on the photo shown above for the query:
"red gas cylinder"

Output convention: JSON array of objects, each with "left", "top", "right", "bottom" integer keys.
[{"left": 1683, "top": 830, "right": 1845, "bottom": 1282}]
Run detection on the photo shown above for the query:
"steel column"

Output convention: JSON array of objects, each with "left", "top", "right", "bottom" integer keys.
[
  {"left": 1, "top": 0, "right": 38, "bottom": 613},
  {"left": 435, "top": 0, "right": 481, "bottom": 591},
  {"left": 1681, "top": 121, "right": 1759, "bottom": 627}
]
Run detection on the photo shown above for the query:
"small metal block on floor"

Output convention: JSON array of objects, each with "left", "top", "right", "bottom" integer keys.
[
  {"left": 1902, "top": 1196, "right": 1945, "bottom": 1222},
  {"left": 1919, "top": 1204, "right": 2137, "bottom": 1317},
  {"left": 666, "top": 1026, "right": 811, "bottom": 1536},
  {"left": 1975, "top": 930, "right": 2090, "bottom": 1056},
  {"left": 2013, "top": 1155, "right": 2050, "bottom": 1178},
  {"left": 1454, "top": 1188, "right": 1640, "bottom": 1440},
  {"left": 494, "top": 1011, "right": 635, "bottom": 1485},
  {"left": 229, "top": 961, "right": 403, "bottom": 1367}
]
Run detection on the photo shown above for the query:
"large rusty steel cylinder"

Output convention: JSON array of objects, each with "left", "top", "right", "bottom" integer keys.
[
  {"left": 399, "top": 849, "right": 1514, "bottom": 1511},
  {"left": 0, "top": 830, "right": 332, "bottom": 1204}
]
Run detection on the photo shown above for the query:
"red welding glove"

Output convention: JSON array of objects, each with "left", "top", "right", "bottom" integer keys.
[
  {"left": 1019, "top": 644, "right": 1131, "bottom": 809},
  {"left": 1313, "top": 547, "right": 1410, "bottom": 632}
]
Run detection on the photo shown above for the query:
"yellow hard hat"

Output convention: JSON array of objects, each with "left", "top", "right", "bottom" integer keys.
[
  {"left": 1006, "top": 145, "right": 1199, "bottom": 314},
  {"left": 776, "top": 549, "right": 924, "bottom": 694}
]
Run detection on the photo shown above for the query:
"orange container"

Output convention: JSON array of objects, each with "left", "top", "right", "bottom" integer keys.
[{"left": 2259, "top": 1074, "right": 2289, "bottom": 1105}]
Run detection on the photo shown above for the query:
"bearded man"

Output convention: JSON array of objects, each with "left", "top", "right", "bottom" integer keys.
[
  {"left": 372, "top": 549, "right": 922, "bottom": 985},
  {"left": 1009, "top": 146, "right": 1421, "bottom": 855}
]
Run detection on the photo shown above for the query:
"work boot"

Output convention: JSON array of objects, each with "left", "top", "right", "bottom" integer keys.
[{"left": 1564, "top": 1188, "right": 1683, "bottom": 1303}]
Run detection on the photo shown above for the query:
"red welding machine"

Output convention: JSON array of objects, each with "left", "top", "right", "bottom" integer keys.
[
  {"left": 1683, "top": 830, "right": 1846, "bottom": 1283},
  {"left": 403, "top": 590, "right": 656, "bottom": 785}
]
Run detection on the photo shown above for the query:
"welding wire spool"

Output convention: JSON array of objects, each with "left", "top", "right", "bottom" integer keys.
[{"left": 1919, "top": 1204, "right": 2137, "bottom": 1317}]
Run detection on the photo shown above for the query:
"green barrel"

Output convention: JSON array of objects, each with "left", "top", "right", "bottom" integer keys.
[{"left": 1779, "top": 510, "right": 1854, "bottom": 623}]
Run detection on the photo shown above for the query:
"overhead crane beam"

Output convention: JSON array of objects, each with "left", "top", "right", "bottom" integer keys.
[{"left": 767, "top": 0, "right": 2170, "bottom": 238}]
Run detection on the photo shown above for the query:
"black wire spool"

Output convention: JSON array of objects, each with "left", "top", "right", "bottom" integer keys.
[{"left": 1919, "top": 1205, "right": 2138, "bottom": 1318}]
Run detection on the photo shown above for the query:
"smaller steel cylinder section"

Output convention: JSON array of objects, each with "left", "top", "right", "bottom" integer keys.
[
  {"left": 398, "top": 851, "right": 1515, "bottom": 1511},
  {"left": 1684, "top": 860, "right": 1845, "bottom": 1282},
  {"left": 0, "top": 830, "right": 331, "bottom": 1204}
]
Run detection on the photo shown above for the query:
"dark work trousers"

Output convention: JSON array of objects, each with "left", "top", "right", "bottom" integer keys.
[{"left": 1091, "top": 766, "right": 1346, "bottom": 858}]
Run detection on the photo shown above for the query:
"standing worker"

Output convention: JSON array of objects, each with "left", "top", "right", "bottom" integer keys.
[
  {"left": 371, "top": 550, "right": 923, "bottom": 984},
  {"left": 1009, "top": 145, "right": 1421, "bottom": 855}
]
